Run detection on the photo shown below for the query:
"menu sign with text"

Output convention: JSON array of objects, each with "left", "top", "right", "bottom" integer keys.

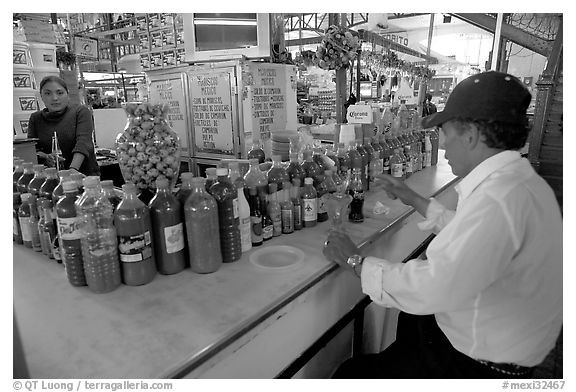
[
  {"left": 148, "top": 77, "right": 188, "bottom": 153},
  {"left": 190, "top": 72, "right": 234, "bottom": 154},
  {"left": 248, "top": 64, "right": 287, "bottom": 139}
]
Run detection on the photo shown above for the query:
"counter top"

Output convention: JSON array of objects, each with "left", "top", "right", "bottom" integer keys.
[{"left": 13, "top": 152, "right": 458, "bottom": 379}]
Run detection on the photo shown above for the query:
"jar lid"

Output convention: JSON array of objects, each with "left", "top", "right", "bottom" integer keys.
[
  {"left": 82, "top": 176, "right": 100, "bottom": 187},
  {"left": 304, "top": 177, "right": 313, "bottom": 185},
  {"left": 20, "top": 193, "right": 31, "bottom": 201},
  {"left": 180, "top": 172, "right": 194, "bottom": 180},
  {"left": 62, "top": 181, "right": 77, "bottom": 192},
  {"left": 33, "top": 164, "right": 45, "bottom": 170},
  {"left": 216, "top": 168, "right": 228, "bottom": 176}
]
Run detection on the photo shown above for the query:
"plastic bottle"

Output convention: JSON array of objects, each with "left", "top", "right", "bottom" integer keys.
[
  {"left": 398, "top": 100, "right": 410, "bottom": 131},
  {"left": 205, "top": 167, "right": 218, "bottom": 192},
  {"left": 244, "top": 159, "right": 268, "bottom": 196},
  {"left": 248, "top": 187, "right": 263, "bottom": 247},
  {"left": 76, "top": 177, "right": 121, "bottom": 292},
  {"left": 286, "top": 153, "right": 305, "bottom": 185},
  {"left": 27, "top": 164, "right": 46, "bottom": 197},
  {"left": 228, "top": 161, "right": 244, "bottom": 190},
  {"left": 18, "top": 193, "right": 35, "bottom": 248},
  {"left": 51, "top": 169, "right": 72, "bottom": 203},
  {"left": 380, "top": 105, "right": 395, "bottom": 135},
  {"left": 301, "top": 149, "right": 322, "bottom": 186},
  {"left": 348, "top": 168, "right": 365, "bottom": 223},
  {"left": 13, "top": 159, "right": 25, "bottom": 193},
  {"left": 355, "top": 140, "right": 369, "bottom": 191},
  {"left": 70, "top": 172, "right": 85, "bottom": 195},
  {"left": 38, "top": 199, "right": 56, "bottom": 259},
  {"left": 184, "top": 177, "right": 222, "bottom": 273},
  {"left": 114, "top": 183, "right": 157, "bottom": 286},
  {"left": 17, "top": 163, "right": 35, "bottom": 194},
  {"left": 325, "top": 144, "right": 339, "bottom": 173},
  {"left": 301, "top": 177, "right": 317, "bottom": 227},
  {"left": 414, "top": 141, "right": 423, "bottom": 172},
  {"left": 430, "top": 129, "right": 440, "bottom": 166},
  {"left": 380, "top": 134, "right": 392, "bottom": 175},
  {"left": 337, "top": 142, "right": 351, "bottom": 181},
  {"left": 267, "top": 155, "right": 289, "bottom": 191},
  {"left": 39, "top": 168, "right": 59, "bottom": 201},
  {"left": 210, "top": 168, "right": 242, "bottom": 263},
  {"left": 280, "top": 181, "right": 294, "bottom": 234},
  {"left": 390, "top": 149, "right": 404, "bottom": 179},
  {"left": 26, "top": 194, "right": 43, "bottom": 252},
  {"left": 55, "top": 181, "right": 87, "bottom": 287},
  {"left": 13, "top": 193, "right": 23, "bottom": 244},
  {"left": 291, "top": 178, "right": 303, "bottom": 231},
  {"left": 315, "top": 172, "right": 329, "bottom": 223},
  {"left": 312, "top": 143, "right": 329, "bottom": 174},
  {"left": 371, "top": 136, "right": 384, "bottom": 178},
  {"left": 364, "top": 137, "right": 378, "bottom": 188},
  {"left": 177, "top": 172, "right": 194, "bottom": 204},
  {"left": 261, "top": 190, "right": 274, "bottom": 242},
  {"left": 404, "top": 145, "right": 413, "bottom": 179},
  {"left": 424, "top": 133, "right": 433, "bottom": 168},
  {"left": 100, "top": 180, "right": 121, "bottom": 211},
  {"left": 148, "top": 178, "right": 186, "bottom": 275},
  {"left": 237, "top": 183, "right": 252, "bottom": 252},
  {"left": 267, "top": 183, "right": 282, "bottom": 237},
  {"left": 247, "top": 139, "right": 266, "bottom": 164}
]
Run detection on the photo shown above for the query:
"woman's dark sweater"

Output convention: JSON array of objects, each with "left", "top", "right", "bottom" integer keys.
[{"left": 27, "top": 104, "right": 100, "bottom": 176}]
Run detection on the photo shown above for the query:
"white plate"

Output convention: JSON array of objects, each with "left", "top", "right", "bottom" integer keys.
[{"left": 249, "top": 245, "right": 304, "bottom": 270}]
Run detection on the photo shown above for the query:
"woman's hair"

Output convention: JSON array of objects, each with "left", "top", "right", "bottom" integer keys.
[
  {"left": 39, "top": 75, "right": 69, "bottom": 93},
  {"left": 451, "top": 117, "right": 530, "bottom": 151}
]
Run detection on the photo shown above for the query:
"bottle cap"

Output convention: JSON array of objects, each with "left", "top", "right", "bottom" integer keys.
[
  {"left": 216, "top": 168, "right": 228, "bottom": 176},
  {"left": 155, "top": 177, "right": 169, "bottom": 188},
  {"left": 181, "top": 172, "right": 194, "bottom": 181},
  {"left": 62, "top": 181, "right": 77, "bottom": 192},
  {"left": 122, "top": 183, "right": 137, "bottom": 193},
  {"left": 20, "top": 193, "right": 31, "bottom": 201},
  {"left": 304, "top": 177, "right": 313, "bottom": 185},
  {"left": 33, "top": 164, "right": 45, "bottom": 171},
  {"left": 101, "top": 180, "right": 114, "bottom": 187},
  {"left": 191, "top": 177, "right": 206, "bottom": 184},
  {"left": 58, "top": 169, "right": 71, "bottom": 178},
  {"left": 44, "top": 168, "right": 57, "bottom": 176},
  {"left": 82, "top": 176, "right": 99, "bottom": 187},
  {"left": 22, "top": 162, "right": 33, "bottom": 168}
]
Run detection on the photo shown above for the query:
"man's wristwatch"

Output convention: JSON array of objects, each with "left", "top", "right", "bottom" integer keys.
[{"left": 346, "top": 254, "right": 365, "bottom": 277}]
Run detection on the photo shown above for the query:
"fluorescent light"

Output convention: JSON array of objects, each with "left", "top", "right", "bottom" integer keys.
[{"left": 194, "top": 19, "right": 257, "bottom": 26}]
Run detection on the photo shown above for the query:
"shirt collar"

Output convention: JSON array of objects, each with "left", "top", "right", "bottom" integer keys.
[{"left": 455, "top": 150, "right": 522, "bottom": 201}]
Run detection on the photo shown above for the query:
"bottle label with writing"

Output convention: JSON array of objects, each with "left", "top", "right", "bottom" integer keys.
[
  {"left": 163, "top": 222, "right": 184, "bottom": 254},
  {"left": 383, "top": 157, "right": 391, "bottom": 174},
  {"left": 281, "top": 208, "right": 294, "bottom": 233},
  {"left": 57, "top": 217, "right": 82, "bottom": 240},
  {"left": 118, "top": 231, "right": 152, "bottom": 262},
  {"left": 251, "top": 216, "right": 263, "bottom": 243},
  {"left": 262, "top": 223, "right": 273, "bottom": 240},
  {"left": 19, "top": 217, "right": 32, "bottom": 242},
  {"left": 233, "top": 198, "right": 239, "bottom": 219},
  {"left": 391, "top": 163, "right": 403, "bottom": 178},
  {"left": 293, "top": 204, "right": 302, "bottom": 228},
  {"left": 272, "top": 217, "right": 282, "bottom": 236},
  {"left": 318, "top": 194, "right": 328, "bottom": 214},
  {"left": 302, "top": 198, "right": 317, "bottom": 221},
  {"left": 406, "top": 159, "right": 413, "bottom": 174},
  {"left": 240, "top": 217, "right": 252, "bottom": 245}
]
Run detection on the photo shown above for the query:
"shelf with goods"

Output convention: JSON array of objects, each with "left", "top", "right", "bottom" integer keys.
[{"left": 136, "top": 13, "right": 186, "bottom": 72}]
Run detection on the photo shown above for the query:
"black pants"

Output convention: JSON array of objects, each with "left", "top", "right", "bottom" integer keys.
[{"left": 332, "top": 312, "right": 534, "bottom": 379}]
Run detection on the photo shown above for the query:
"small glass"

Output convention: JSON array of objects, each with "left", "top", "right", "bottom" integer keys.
[{"left": 325, "top": 192, "right": 352, "bottom": 232}]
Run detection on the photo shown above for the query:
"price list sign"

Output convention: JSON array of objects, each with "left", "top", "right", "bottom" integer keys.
[
  {"left": 190, "top": 72, "right": 234, "bottom": 154},
  {"left": 148, "top": 77, "right": 188, "bottom": 153},
  {"left": 249, "top": 65, "right": 287, "bottom": 139}
]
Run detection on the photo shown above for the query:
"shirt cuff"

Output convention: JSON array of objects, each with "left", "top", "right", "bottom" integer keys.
[
  {"left": 417, "top": 197, "right": 447, "bottom": 232},
  {"left": 360, "top": 256, "right": 396, "bottom": 305}
]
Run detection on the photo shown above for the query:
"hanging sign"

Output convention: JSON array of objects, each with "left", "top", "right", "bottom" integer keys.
[
  {"left": 148, "top": 77, "right": 188, "bottom": 154},
  {"left": 74, "top": 36, "right": 99, "bottom": 59},
  {"left": 346, "top": 104, "right": 373, "bottom": 124},
  {"left": 190, "top": 72, "right": 234, "bottom": 154}
]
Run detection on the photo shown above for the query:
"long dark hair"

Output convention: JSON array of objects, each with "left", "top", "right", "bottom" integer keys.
[{"left": 39, "top": 75, "right": 69, "bottom": 93}]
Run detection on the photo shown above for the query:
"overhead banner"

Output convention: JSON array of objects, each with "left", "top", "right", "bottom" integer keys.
[{"left": 74, "top": 36, "right": 99, "bottom": 59}]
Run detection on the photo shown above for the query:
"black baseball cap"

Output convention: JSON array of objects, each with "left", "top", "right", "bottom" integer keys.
[{"left": 422, "top": 71, "right": 532, "bottom": 129}]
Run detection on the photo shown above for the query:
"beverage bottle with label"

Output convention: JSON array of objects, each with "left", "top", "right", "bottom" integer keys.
[
  {"left": 286, "top": 153, "right": 305, "bottom": 185},
  {"left": 326, "top": 144, "right": 339, "bottom": 173},
  {"left": 398, "top": 100, "right": 410, "bottom": 130},
  {"left": 267, "top": 183, "right": 282, "bottom": 237},
  {"left": 261, "top": 190, "right": 274, "bottom": 241},
  {"left": 348, "top": 168, "right": 365, "bottom": 223},
  {"left": 291, "top": 178, "right": 303, "bottom": 231},
  {"left": 210, "top": 168, "right": 242, "bottom": 263},
  {"left": 56, "top": 181, "right": 87, "bottom": 287},
  {"left": 100, "top": 180, "right": 121, "bottom": 211},
  {"left": 301, "top": 149, "right": 322, "bottom": 186},
  {"left": 148, "top": 177, "right": 186, "bottom": 275},
  {"left": 371, "top": 136, "right": 384, "bottom": 177},
  {"left": 237, "top": 183, "right": 252, "bottom": 252},
  {"left": 380, "top": 134, "right": 392, "bottom": 175},
  {"left": 38, "top": 199, "right": 56, "bottom": 259},
  {"left": 27, "top": 164, "right": 46, "bottom": 197},
  {"left": 430, "top": 128, "right": 440, "bottom": 165},
  {"left": 70, "top": 172, "right": 86, "bottom": 194},
  {"left": 315, "top": 172, "right": 329, "bottom": 223},
  {"left": 248, "top": 187, "right": 263, "bottom": 247},
  {"left": 247, "top": 139, "right": 266, "bottom": 164},
  {"left": 18, "top": 193, "right": 35, "bottom": 248},
  {"left": 390, "top": 149, "right": 405, "bottom": 180},
  {"left": 27, "top": 194, "right": 43, "bottom": 252},
  {"left": 404, "top": 145, "right": 413, "bottom": 179},
  {"left": 177, "top": 172, "right": 194, "bottom": 204},
  {"left": 414, "top": 141, "right": 423, "bottom": 172},
  {"left": 205, "top": 167, "right": 218, "bottom": 192},
  {"left": 184, "top": 177, "right": 222, "bottom": 273},
  {"left": 280, "top": 181, "right": 294, "bottom": 234},
  {"left": 336, "top": 142, "right": 351, "bottom": 181},
  {"left": 13, "top": 193, "right": 23, "bottom": 244},
  {"left": 13, "top": 159, "right": 24, "bottom": 193},
  {"left": 76, "top": 177, "right": 121, "bottom": 292},
  {"left": 39, "top": 168, "right": 59, "bottom": 202},
  {"left": 364, "top": 137, "right": 378, "bottom": 188},
  {"left": 380, "top": 105, "right": 395, "bottom": 135},
  {"left": 301, "top": 177, "right": 317, "bottom": 227},
  {"left": 228, "top": 162, "right": 244, "bottom": 190},
  {"left": 114, "top": 183, "right": 157, "bottom": 286},
  {"left": 244, "top": 159, "right": 268, "bottom": 196},
  {"left": 354, "top": 140, "right": 369, "bottom": 191},
  {"left": 267, "top": 155, "right": 289, "bottom": 192},
  {"left": 51, "top": 169, "right": 72, "bottom": 203},
  {"left": 17, "top": 163, "right": 35, "bottom": 194},
  {"left": 424, "top": 133, "right": 433, "bottom": 168}
]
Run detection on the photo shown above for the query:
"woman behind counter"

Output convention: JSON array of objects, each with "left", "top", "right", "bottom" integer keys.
[{"left": 28, "top": 76, "right": 100, "bottom": 176}]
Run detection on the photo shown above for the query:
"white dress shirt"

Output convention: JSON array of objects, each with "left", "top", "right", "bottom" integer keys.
[{"left": 361, "top": 151, "right": 562, "bottom": 366}]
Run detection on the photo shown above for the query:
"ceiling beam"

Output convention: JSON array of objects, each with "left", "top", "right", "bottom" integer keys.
[{"left": 451, "top": 13, "right": 553, "bottom": 56}]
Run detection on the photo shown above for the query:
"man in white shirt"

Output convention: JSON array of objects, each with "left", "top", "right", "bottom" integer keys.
[{"left": 324, "top": 71, "right": 562, "bottom": 378}]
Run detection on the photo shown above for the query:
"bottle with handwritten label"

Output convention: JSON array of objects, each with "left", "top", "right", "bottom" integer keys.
[
  {"left": 114, "top": 183, "right": 156, "bottom": 286},
  {"left": 301, "top": 177, "right": 317, "bottom": 227},
  {"left": 148, "top": 177, "right": 186, "bottom": 275},
  {"left": 210, "top": 168, "right": 242, "bottom": 263}
]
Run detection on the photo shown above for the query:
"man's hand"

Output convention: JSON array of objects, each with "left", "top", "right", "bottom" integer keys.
[
  {"left": 374, "top": 174, "right": 418, "bottom": 205},
  {"left": 323, "top": 229, "right": 360, "bottom": 270}
]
